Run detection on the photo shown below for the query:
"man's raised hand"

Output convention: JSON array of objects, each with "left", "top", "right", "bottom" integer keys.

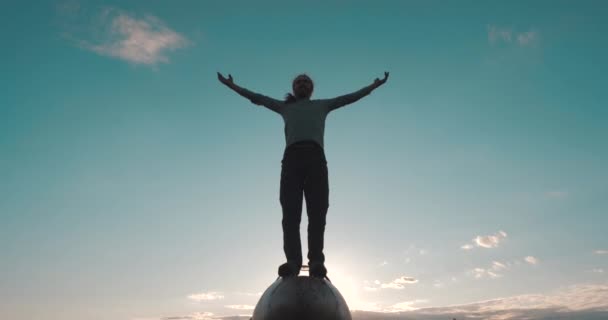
[
  {"left": 217, "top": 72, "right": 234, "bottom": 86},
  {"left": 373, "top": 72, "right": 389, "bottom": 88}
]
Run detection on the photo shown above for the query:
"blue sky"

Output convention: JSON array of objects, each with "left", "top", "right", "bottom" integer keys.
[{"left": 1, "top": 1, "right": 607, "bottom": 319}]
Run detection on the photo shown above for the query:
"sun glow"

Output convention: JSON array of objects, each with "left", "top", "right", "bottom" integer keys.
[{"left": 322, "top": 261, "right": 370, "bottom": 312}]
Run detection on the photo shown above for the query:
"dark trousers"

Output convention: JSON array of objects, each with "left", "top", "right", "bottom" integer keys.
[{"left": 280, "top": 140, "right": 329, "bottom": 266}]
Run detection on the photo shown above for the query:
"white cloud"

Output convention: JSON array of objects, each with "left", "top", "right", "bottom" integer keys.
[
  {"left": 592, "top": 268, "right": 604, "bottom": 273},
  {"left": 232, "top": 291, "right": 262, "bottom": 297},
  {"left": 471, "top": 267, "right": 502, "bottom": 279},
  {"left": 595, "top": 250, "right": 608, "bottom": 255},
  {"left": 492, "top": 261, "right": 507, "bottom": 270},
  {"left": 387, "top": 299, "right": 429, "bottom": 312},
  {"left": 65, "top": 7, "right": 190, "bottom": 65},
  {"left": 488, "top": 25, "right": 539, "bottom": 47},
  {"left": 380, "top": 276, "right": 419, "bottom": 289},
  {"left": 187, "top": 291, "right": 224, "bottom": 301},
  {"left": 404, "top": 244, "right": 428, "bottom": 255},
  {"left": 470, "top": 260, "right": 510, "bottom": 279},
  {"left": 379, "top": 260, "right": 388, "bottom": 267},
  {"left": 160, "top": 311, "right": 215, "bottom": 320},
  {"left": 350, "top": 283, "right": 608, "bottom": 319},
  {"left": 462, "top": 230, "right": 508, "bottom": 250},
  {"left": 517, "top": 31, "right": 539, "bottom": 46},
  {"left": 224, "top": 305, "right": 254, "bottom": 310},
  {"left": 474, "top": 233, "right": 505, "bottom": 248},
  {"left": 525, "top": 256, "right": 539, "bottom": 265},
  {"left": 488, "top": 25, "right": 512, "bottom": 43}
]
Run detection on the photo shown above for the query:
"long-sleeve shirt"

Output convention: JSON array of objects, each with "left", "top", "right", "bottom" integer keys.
[{"left": 238, "top": 85, "right": 375, "bottom": 149}]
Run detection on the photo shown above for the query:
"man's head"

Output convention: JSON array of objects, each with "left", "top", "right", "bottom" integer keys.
[{"left": 292, "top": 74, "right": 314, "bottom": 99}]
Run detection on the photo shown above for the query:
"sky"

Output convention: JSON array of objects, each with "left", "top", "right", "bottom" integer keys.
[{"left": 1, "top": 1, "right": 607, "bottom": 319}]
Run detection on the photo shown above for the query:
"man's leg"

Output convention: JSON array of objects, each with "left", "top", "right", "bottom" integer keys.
[
  {"left": 279, "top": 157, "right": 306, "bottom": 269},
  {"left": 304, "top": 157, "right": 329, "bottom": 266}
]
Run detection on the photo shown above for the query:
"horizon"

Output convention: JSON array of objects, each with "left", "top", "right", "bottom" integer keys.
[{"left": 1, "top": 1, "right": 607, "bottom": 320}]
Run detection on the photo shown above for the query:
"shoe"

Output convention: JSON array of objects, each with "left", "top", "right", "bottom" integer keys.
[
  {"left": 309, "top": 262, "right": 327, "bottom": 278},
  {"left": 278, "top": 261, "right": 301, "bottom": 277}
]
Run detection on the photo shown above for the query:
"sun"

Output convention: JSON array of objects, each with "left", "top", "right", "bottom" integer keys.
[{"left": 320, "top": 261, "right": 370, "bottom": 312}]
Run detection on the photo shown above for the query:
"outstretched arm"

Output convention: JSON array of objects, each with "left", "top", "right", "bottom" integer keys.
[
  {"left": 217, "top": 72, "right": 283, "bottom": 114},
  {"left": 325, "top": 72, "right": 389, "bottom": 112}
]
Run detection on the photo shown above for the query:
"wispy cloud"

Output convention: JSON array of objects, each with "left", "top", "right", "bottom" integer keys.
[
  {"left": 60, "top": 6, "right": 190, "bottom": 65},
  {"left": 488, "top": 25, "right": 513, "bottom": 43},
  {"left": 363, "top": 279, "right": 382, "bottom": 291},
  {"left": 487, "top": 25, "right": 540, "bottom": 47},
  {"left": 232, "top": 291, "right": 262, "bottom": 297},
  {"left": 160, "top": 312, "right": 215, "bottom": 320},
  {"left": 469, "top": 260, "right": 514, "bottom": 279},
  {"left": 470, "top": 258, "right": 538, "bottom": 279},
  {"left": 470, "top": 267, "right": 503, "bottom": 279},
  {"left": 525, "top": 256, "right": 540, "bottom": 265},
  {"left": 380, "top": 276, "right": 419, "bottom": 289},
  {"left": 187, "top": 291, "right": 225, "bottom": 301},
  {"left": 224, "top": 305, "right": 254, "bottom": 310},
  {"left": 595, "top": 249, "right": 608, "bottom": 255},
  {"left": 461, "top": 230, "right": 507, "bottom": 250},
  {"left": 351, "top": 283, "right": 608, "bottom": 319},
  {"left": 517, "top": 31, "right": 539, "bottom": 46},
  {"left": 401, "top": 244, "right": 429, "bottom": 264},
  {"left": 387, "top": 299, "right": 430, "bottom": 312},
  {"left": 492, "top": 261, "right": 508, "bottom": 270}
]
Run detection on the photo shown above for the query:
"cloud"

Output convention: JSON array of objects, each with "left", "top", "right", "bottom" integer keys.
[
  {"left": 379, "top": 260, "right": 388, "bottom": 267},
  {"left": 380, "top": 276, "right": 419, "bottom": 289},
  {"left": 161, "top": 312, "right": 215, "bottom": 320},
  {"left": 232, "top": 291, "right": 262, "bottom": 297},
  {"left": 188, "top": 292, "right": 225, "bottom": 301},
  {"left": 595, "top": 250, "right": 608, "bottom": 255},
  {"left": 401, "top": 244, "right": 428, "bottom": 264},
  {"left": 62, "top": 6, "right": 190, "bottom": 65},
  {"left": 470, "top": 260, "right": 511, "bottom": 279},
  {"left": 387, "top": 300, "right": 430, "bottom": 312},
  {"left": 224, "top": 305, "right": 254, "bottom": 310},
  {"left": 517, "top": 31, "right": 539, "bottom": 46},
  {"left": 525, "top": 256, "right": 539, "bottom": 265},
  {"left": 488, "top": 25, "right": 513, "bottom": 43},
  {"left": 462, "top": 230, "right": 507, "bottom": 250},
  {"left": 351, "top": 283, "right": 608, "bottom": 319},
  {"left": 404, "top": 244, "right": 428, "bottom": 256},
  {"left": 160, "top": 314, "right": 251, "bottom": 320},
  {"left": 487, "top": 25, "right": 540, "bottom": 47},
  {"left": 471, "top": 267, "right": 503, "bottom": 279},
  {"left": 592, "top": 268, "right": 605, "bottom": 273}
]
